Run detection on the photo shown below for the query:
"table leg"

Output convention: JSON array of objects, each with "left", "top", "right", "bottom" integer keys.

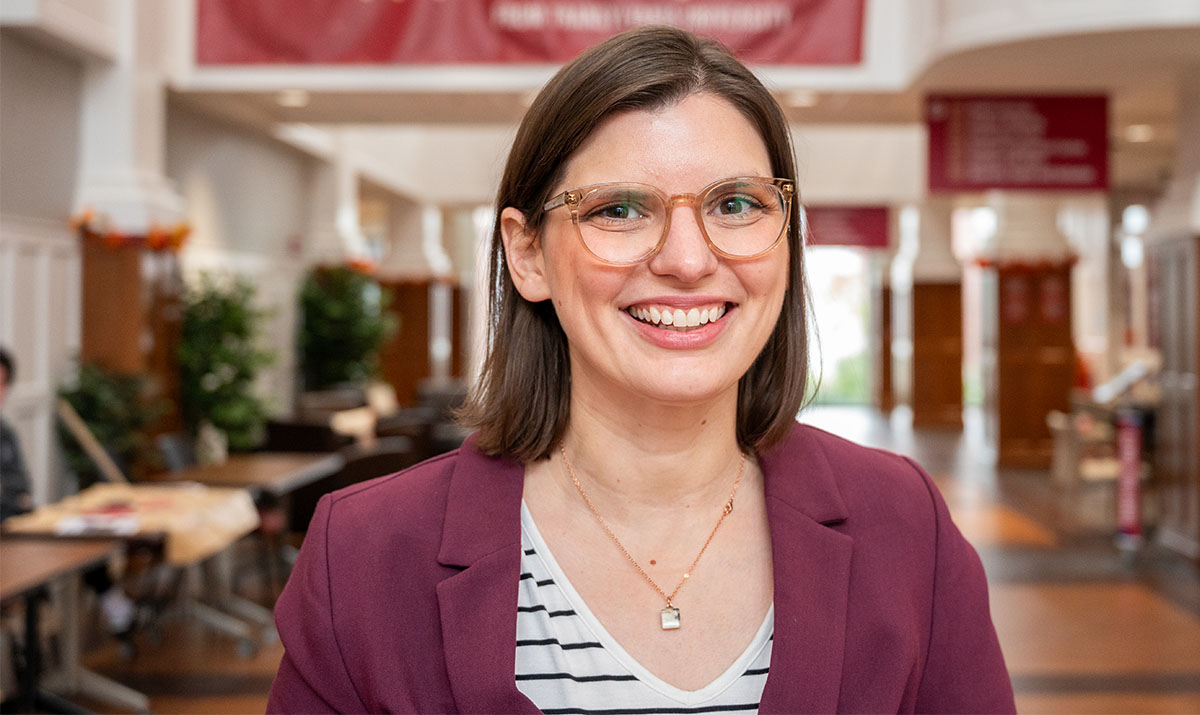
[
  {"left": 204, "top": 550, "right": 277, "bottom": 644},
  {"left": 20, "top": 591, "right": 39, "bottom": 712},
  {"left": 42, "top": 573, "right": 151, "bottom": 714}
]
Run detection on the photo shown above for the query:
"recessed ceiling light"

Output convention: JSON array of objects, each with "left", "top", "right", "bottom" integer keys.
[
  {"left": 784, "top": 90, "right": 819, "bottom": 108},
  {"left": 1124, "top": 124, "right": 1154, "bottom": 143},
  {"left": 277, "top": 89, "right": 311, "bottom": 108}
]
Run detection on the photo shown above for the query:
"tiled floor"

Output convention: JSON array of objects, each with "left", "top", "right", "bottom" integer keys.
[
  {"left": 801, "top": 406, "right": 1200, "bottom": 714},
  {"left": 68, "top": 406, "right": 1200, "bottom": 713}
]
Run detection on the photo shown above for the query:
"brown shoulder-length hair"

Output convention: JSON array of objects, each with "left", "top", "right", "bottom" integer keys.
[{"left": 458, "top": 25, "right": 810, "bottom": 461}]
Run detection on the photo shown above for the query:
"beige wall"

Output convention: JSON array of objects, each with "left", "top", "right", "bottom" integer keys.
[
  {"left": 167, "top": 103, "right": 316, "bottom": 415},
  {"left": 0, "top": 29, "right": 85, "bottom": 503}
]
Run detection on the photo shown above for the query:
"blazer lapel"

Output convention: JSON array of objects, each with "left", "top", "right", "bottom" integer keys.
[
  {"left": 758, "top": 425, "right": 854, "bottom": 714},
  {"left": 435, "top": 436, "right": 540, "bottom": 714}
]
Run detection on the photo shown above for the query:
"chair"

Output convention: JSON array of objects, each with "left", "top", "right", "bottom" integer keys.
[
  {"left": 263, "top": 419, "right": 355, "bottom": 453},
  {"left": 416, "top": 377, "right": 468, "bottom": 418},
  {"left": 295, "top": 388, "right": 367, "bottom": 421},
  {"left": 155, "top": 433, "right": 197, "bottom": 473},
  {"left": 375, "top": 406, "right": 440, "bottom": 460},
  {"left": 288, "top": 436, "right": 421, "bottom": 534}
]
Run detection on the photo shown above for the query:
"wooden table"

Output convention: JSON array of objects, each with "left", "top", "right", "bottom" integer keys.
[
  {"left": 3, "top": 483, "right": 260, "bottom": 566},
  {"left": 141, "top": 452, "right": 345, "bottom": 638},
  {"left": 0, "top": 537, "right": 149, "bottom": 713},
  {"left": 4, "top": 482, "right": 268, "bottom": 661},
  {"left": 148, "top": 451, "right": 344, "bottom": 496},
  {"left": 0, "top": 539, "right": 116, "bottom": 603}
]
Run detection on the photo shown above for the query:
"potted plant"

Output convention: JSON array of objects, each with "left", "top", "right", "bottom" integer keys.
[
  {"left": 299, "top": 264, "right": 394, "bottom": 391},
  {"left": 178, "top": 275, "right": 275, "bottom": 452},
  {"left": 58, "top": 362, "right": 162, "bottom": 487}
]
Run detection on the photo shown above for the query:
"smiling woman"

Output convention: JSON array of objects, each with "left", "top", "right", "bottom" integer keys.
[{"left": 267, "top": 25, "right": 1015, "bottom": 715}]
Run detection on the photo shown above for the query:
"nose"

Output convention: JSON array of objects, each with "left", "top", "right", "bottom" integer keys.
[{"left": 646, "top": 202, "right": 719, "bottom": 282}]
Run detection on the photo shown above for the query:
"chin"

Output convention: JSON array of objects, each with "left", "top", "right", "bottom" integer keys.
[{"left": 620, "top": 371, "right": 739, "bottom": 407}]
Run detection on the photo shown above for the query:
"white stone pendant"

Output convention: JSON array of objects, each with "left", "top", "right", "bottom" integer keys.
[{"left": 660, "top": 606, "right": 681, "bottom": 630}]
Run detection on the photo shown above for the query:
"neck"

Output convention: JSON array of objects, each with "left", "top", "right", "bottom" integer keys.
[{"left": 558, "top": 375, "right": 744, "bottom": 512}]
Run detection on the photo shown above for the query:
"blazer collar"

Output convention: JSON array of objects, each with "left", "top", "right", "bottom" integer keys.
[
  {"left": 437, "top": 433, "right": 525, "bottom": 567},
  {"left": 758, "top": 424, "right": 853, "bottom": 713},
  {"left": 759, "top": 423, "right": 850, "bottom": 525},
  {"left": 436, "top": 434, "right": 539, "bottom": 713}
]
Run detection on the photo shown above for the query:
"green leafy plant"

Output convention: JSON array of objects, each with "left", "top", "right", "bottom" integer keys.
[
  {"left": 178, "top": 275, "right": 275, "bottom": 451},
  {"left": 299, "top": 265, "right": 394, "bottom": 390},
  {"left": 58, "top": 362, "right": 163, "bottom": 487}
]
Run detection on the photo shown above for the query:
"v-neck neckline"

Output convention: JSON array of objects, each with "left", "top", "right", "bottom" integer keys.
[{"left": 520, "top": 500, "right": 775, "bottom": 705}]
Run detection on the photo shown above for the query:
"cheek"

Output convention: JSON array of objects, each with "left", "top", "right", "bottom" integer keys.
[{"left": 743, "top": 251, "right": 790, "bottom": 300}]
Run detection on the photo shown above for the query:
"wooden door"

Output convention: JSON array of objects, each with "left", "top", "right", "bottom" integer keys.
[
  {"left": 992, "top": 264, "right": 1074, "bottom": 468},
  {"left": 1150, "top": 233, "right": 1200, "bottom": 561},
  {"left": 911, "top": 282, "right": 963, "bottom": 427},
  {"left": 378, "top": 280, "right": 432, "bottom": 406}
]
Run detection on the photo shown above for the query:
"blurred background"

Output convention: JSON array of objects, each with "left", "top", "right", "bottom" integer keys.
[{"left": 0, "top": 0, "right": 1197, "bottom": 712}]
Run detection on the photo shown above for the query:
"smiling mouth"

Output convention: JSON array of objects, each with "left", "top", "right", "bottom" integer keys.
[{"left": 625, "top": 303, "right": 730, "bottom": 332}]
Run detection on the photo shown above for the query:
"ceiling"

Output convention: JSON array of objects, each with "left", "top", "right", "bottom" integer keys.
[{"left": 172, "top": 26, "right": 1200, "bottom": 196}]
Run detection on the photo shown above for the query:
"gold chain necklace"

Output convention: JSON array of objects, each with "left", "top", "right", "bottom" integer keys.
[{"left": 559, "top": 444, "right": 745, "bottom": 631}]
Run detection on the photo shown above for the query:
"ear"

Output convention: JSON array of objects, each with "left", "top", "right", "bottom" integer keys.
[{"left": 500, "top": 207, "right": 552, "bottom": 303}]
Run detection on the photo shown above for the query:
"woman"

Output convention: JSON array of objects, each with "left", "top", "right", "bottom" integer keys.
[{"left": 268, "top": 26, "right": 1014, "bottom": 714}]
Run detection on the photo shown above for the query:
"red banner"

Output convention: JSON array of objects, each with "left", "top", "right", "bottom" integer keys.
[
  {"left": 805, "top": 206, "right": 889, "bottom": 248},
  {"left": 926, "top": 95, "right": 1108, "bottom": 192},
  {"left": 195, "top": 0, "right": 864, "bottom": 65}
]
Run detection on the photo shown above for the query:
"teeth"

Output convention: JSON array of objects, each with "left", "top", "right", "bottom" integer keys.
[{"left": 626, "top": 303, "right": 727, "bottom": 331}]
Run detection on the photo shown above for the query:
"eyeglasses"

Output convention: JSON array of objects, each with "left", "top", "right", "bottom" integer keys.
[{"left": 542, "top": 176, "right": 794, "bottom": 266}]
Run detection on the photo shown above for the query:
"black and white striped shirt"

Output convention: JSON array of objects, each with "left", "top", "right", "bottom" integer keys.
[{"left": 516, "top": 503, "right": 773, "bottom": 714}]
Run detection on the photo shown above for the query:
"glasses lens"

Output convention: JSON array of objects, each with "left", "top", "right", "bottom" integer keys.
[
  {"left": 701, "top": 180, "right": 787, "bottom": 257},
  {"left": 575, "top": 185, "right": 664, "bottom": 264}
]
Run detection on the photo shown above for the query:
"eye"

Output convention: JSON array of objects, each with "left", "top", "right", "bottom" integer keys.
[
  {"left": 594, "top": 202, "right": 643, "bottom": 221},
  {"left": 712, "top": 193, "right": 765, "bottom": 218},
  {"left": 716, "top": 196, "right": 757, "bottom": 215},
  {"left": 579, "top": 188, "right": 656, "bottom": 228}
]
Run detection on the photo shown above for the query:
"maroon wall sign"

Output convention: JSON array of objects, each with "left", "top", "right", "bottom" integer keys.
[
  {"left": 804, "top": 206, "right": 889, "bottom": 248},
  {"left": 196, "top": 0, "right": 864, "bottom": 65},
  {"left": 926, "top": 95, "right": 1108, "bottom": 192}
]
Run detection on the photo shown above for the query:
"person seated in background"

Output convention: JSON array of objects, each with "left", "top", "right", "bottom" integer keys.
[
  {"left": 0, "top": 349, "right": 33, "bottom": 522},
  {"left": 0, "top": 347, "right": 135, "bottom": 635}
]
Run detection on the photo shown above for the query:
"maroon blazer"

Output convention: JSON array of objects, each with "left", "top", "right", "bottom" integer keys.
[{"left": 268, "top": 424, "right": 1015, "bottom": 713}]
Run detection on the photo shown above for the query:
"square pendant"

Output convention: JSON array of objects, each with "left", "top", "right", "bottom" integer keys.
[{"left": 660, "top": 607, "right": 681, "bottom": 630}]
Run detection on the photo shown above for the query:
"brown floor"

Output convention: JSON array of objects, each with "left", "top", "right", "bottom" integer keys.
[{"left": 58, "top": 406, "right": 1200, "bottom": 713}]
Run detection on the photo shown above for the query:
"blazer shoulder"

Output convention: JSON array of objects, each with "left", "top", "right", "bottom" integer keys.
[
  {"left": 786, "top": 422, "right": 941, "bottom": 528},
  {"left": 319, "top": 448, "right": 461, "bottom": 539}
]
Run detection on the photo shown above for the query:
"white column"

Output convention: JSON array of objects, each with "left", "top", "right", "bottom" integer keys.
[
  {"left": 983, "top": 191, "right": 1073, "bottom": 261},
  {"left": 911, "top": 196, "right": 960, "bottom": 283},
  {"left": 423, "top": 206, "right": 453, "bottom": 380},
  {"left": 379, "top": 197, "right": 428, "bottom": 277},
  {"left": 1148, "top": 66, "right": 1200, "bottom": 242},
  {"left": 72, "top": 0, "right": 181, "bottom": 229},
  {"left": 306, "top": 134, "right": 369, "bottom": 264}
]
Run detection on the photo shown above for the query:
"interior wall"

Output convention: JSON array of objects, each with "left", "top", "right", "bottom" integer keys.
[
  {"left": 792, "top": 125, "right": 926, "bottom": 205},
  {"left": 337, "top": 124, "right": 517, "bottom": 206},
  {"left": 0, "top": 30, "right": 84, "bottom": 504},
  {"left": 166, "top": 103, "right": 315, "bottom": 415}
]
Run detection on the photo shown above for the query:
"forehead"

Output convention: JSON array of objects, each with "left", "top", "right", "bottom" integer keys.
[{"left": 559, "top": 93, "right": 772, "bottom": 189}]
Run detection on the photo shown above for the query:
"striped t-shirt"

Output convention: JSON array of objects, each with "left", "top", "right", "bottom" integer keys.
[{"left": 516, "top": 502, "right": 773, "bottom": 714}]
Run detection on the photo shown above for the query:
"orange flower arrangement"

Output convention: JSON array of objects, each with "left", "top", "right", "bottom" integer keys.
[
  {"left": 71, "top": 208, "right": 190, "bottom": 253},
  {"left": 345, "top": 257, "right": 377, "bottom": 274}
]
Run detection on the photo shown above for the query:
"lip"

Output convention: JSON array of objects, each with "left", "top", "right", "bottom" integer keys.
[
  {"left": 623, "top": 302, "right": 734, "bottom": 349},
  {"left": 622, "top": 295, "right": 731, "bottom": 311}
]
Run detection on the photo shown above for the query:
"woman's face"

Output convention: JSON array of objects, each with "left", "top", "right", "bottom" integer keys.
[{"left": 504, "top": 92, "right": 789, "bottom": 408}]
